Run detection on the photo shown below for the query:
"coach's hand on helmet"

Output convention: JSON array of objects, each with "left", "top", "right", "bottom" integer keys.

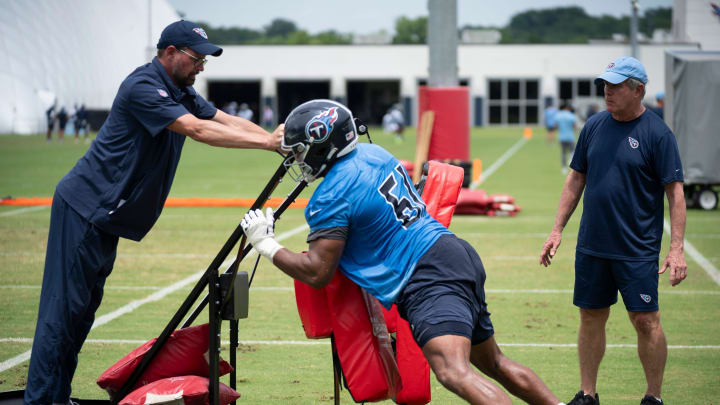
[
  {"left": 268, "top": 124, "right": 284, "bottom": 152},
  {"left": 241, "top": 208, "right": 283, "bottom": 260}
]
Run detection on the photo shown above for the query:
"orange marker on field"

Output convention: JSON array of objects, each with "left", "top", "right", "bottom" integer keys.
[
  {"left": 523, "top": 127, "right": 533, "bottom": 139},
  {"left": 472, "top": 159, "right": 482, "bottom": 184}
]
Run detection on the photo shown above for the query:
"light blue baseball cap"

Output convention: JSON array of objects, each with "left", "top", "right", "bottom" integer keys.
[{"left": 594, "top": 56, "right": 647, "bottom": 85}]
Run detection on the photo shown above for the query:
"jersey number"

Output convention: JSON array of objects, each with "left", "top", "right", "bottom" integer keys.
[{"left": 378, "top": 165, "right": 425, "bottom": 228}]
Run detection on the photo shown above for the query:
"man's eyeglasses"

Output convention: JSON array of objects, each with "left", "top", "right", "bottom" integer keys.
[{"left": 177, "top": 48, "right": 207, "bottom": 67}]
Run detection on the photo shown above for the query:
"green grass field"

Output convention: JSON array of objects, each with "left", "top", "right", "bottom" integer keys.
[{"left": 1, "top": 128, "right": 718, "bottom": 404}]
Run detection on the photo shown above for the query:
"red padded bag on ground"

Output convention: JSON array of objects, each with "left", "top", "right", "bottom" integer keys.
[
  {"left": 119, "top": 376, "right": 240, "bottom": 405},
  {"left": 97, "top": 323, "right": 233, "bottom": 395},
  {"left": 455, "top": 188, "right": 490, "bottom": 215},
  {"left": 325, "top": 271, "right": 401, "bottom": 402}
]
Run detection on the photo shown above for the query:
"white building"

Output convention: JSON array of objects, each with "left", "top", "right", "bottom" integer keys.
[
  {"left": 1, "top": 0, "right": 714, "bottom": 133},
  {"left": 673, "top": 0, "right": 720, "bottom": 51},
  {"left": 0, "top": 0, "right": 179, "bottom": 134},
  {"left": 195, "top": 42, "right": 698, "bottom": 127}
]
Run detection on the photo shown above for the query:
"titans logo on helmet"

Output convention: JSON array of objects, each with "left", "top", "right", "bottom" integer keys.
[{"left": 305, "top": 107, "right": 338, "bottom": 143}]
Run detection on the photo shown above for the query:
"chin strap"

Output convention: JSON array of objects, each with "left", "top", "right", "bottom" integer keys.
[{"left": 355, "top": 118, "right": 372, "bottom": 143}]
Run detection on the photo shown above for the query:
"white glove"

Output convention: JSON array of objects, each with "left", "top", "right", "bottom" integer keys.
[{"left": 241, "top": 208, "right": 283, "bottom": 260}]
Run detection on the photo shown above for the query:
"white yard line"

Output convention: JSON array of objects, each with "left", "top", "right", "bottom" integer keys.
[
  {"left": 0, "top": 223, "right": 309, "bottom": 373},
  {"left": 470, "top": 137, "right": 528, "bottom": 189},
  {"left": 1, "top": 337, "right": 717, "bottom": 350},
  {"left": 664, "top": 220, "right": 720, "bottom": 286},
  {"left": 0, "top": 206, "right": 49, "bottom": 217}
]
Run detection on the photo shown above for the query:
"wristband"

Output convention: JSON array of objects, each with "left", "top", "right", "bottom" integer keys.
[{"left": 254, "top": 238, "right": 283, "bottom": 261}]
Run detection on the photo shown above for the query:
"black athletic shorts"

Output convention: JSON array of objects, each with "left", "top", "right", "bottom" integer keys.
[{"left": 396, "top": 234, "right": 494, "bottom": 348}]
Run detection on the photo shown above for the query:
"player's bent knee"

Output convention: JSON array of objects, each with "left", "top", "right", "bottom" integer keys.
[{"left": 433, "top": 362, "right": 473, "bottom": 391}]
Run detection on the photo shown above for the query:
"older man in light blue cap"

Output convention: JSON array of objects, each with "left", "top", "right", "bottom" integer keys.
[{"left": 541, "top": 55, "right": 687, "bottom": 405}]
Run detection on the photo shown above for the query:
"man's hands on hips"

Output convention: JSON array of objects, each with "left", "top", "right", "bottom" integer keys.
[
  {"left": 241, "top": 208, "right": 283, "bottom": 260},
  {"left": 540, "top": 231, "right": 562, "bottom": 267},
  {"left": 660, "top": 248, "right": 687, "bottom": 286}
]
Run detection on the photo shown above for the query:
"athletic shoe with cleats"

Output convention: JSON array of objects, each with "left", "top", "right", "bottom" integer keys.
[
  {"left": 568, "top": 390, "right": 599, "bottom": 405},
  {"left": 641, "top": 395, "right": 663, "bottom": 404}
]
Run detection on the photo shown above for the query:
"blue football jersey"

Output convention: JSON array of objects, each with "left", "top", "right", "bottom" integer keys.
[{"left": 305, "top": 143, "right": 451, "bottom": 308}]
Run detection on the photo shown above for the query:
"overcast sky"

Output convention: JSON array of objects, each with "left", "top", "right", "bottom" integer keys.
[{"left": 167, "top": 0, "right": 674, "bottom": 34}]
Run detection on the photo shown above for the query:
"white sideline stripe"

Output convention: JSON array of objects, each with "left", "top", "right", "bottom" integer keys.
[
  {"left": 664, "top": 220, "right": 720, "bottom": 286},
  {"left": 470, "top": 137, "right": 528, "bottom": 189},
  {"left": 0, "top": 223, "right": 309, "bottom": 373},
  {"left": 0, "top": 206, "right": 48, "bottom": 217},
  {"left": 1, "top": 338, "right": 718, "bottom": 350},
  {"left": 2, "top": 285, "right": 718, "bottom": 295}
]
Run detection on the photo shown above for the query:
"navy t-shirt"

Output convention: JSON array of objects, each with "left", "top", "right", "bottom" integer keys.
[
  {"left": 570, "top": 110, "right": 683, "bottom": 261},
  {"left": 56, "top": 57, "right": 217, "bottom": 241}
]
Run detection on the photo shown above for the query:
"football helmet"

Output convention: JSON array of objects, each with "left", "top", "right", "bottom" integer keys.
[{"left": 282, "top": 99, "right": 360, "bottom": 182}]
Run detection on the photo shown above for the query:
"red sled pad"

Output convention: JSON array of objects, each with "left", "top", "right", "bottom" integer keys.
[
  {"left": 294, "top": 279, "right": 333, "bottom": 338},
  {"left": 422, "top": 161, "right": 464, "bottom": 226},
  {"left": 119, "top": 376, "right": 240, "bottom": 405},
  {"left": 325, "top": 271, "right": 401, "bottom": 402},
  {"left": 97, "top": 323, "right": 233, "bottom": 396}
]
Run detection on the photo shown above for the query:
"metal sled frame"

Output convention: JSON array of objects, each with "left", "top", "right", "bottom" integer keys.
[{"left": 108, "top": 155, "right": 308, "bottom": 405}]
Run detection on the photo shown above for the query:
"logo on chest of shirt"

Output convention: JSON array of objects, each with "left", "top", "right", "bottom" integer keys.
[
  {"left": 628, "top": 136, "right": 639, "bottom": 149},
  {"left": 157, "top": 89, "right": 168, "bottom": 98}
]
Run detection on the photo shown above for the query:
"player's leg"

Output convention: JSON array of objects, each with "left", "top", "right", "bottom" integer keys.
[
  {"left": 470, "top": 336, "right": 560, "bottom": 405},
  {"left": 573, "top": 252, "right": 617, "bottom": 397},
  {"left": 614, "top": 260, "right": 665, "bottom": 399},
  {"left": 423, "top": 333, "right": 511, "bottom": 405}
]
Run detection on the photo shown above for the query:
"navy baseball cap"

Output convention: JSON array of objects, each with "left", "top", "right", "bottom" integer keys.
[
  {"left": 594, "top": 56, "right": 647, "bottom": 85},
  {"left": 157, "top": 20, "right": 223, "bottom": 57}
]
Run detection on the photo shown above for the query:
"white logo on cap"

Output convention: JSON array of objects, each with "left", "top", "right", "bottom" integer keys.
[{"left": 192, "top": 27, "right": 208, "bottom": 39}]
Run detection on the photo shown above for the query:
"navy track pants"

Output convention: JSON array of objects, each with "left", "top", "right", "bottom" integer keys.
[{"left": 25, "top": 194, "right": 118, "bottom": 405}]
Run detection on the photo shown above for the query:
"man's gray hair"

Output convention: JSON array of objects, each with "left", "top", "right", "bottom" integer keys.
[{"left": 626, "top": 78, "right": 646, "bottom": 97}]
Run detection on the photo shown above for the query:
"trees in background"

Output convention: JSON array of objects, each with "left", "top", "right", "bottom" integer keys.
[
  {"left": 497, "top": 6, "right": 672, "bottom": 43},
  {"left": 193, "top": 7, "right": 671, "bottom": 45},
  {"left": 197, "top": 18, "right": 351, "bottom": 45}
]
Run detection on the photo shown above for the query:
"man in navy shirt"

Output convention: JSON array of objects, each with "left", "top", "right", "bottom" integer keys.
[
  {"left": 25, "top": 20, "right": 283, "bottom": 405},
  {"left": 539, "top": 57, "right": 687, "bottom": 405}
]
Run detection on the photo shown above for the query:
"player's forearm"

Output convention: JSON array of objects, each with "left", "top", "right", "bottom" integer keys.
[
  {"left": 272, "top": 249, "right": 335, "bottom": 289},
  {"left": 552, "top": 171, "right": 585, "bottom": 233}
]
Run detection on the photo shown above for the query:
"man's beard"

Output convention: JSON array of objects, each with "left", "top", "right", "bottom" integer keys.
[{"left": 171, "top": 66, "right": 196, "bottom": 87}]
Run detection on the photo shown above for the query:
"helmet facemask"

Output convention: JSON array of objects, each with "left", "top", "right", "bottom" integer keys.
[{"left": 282, "top": 142, "right": 338, "bottom": 183}]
